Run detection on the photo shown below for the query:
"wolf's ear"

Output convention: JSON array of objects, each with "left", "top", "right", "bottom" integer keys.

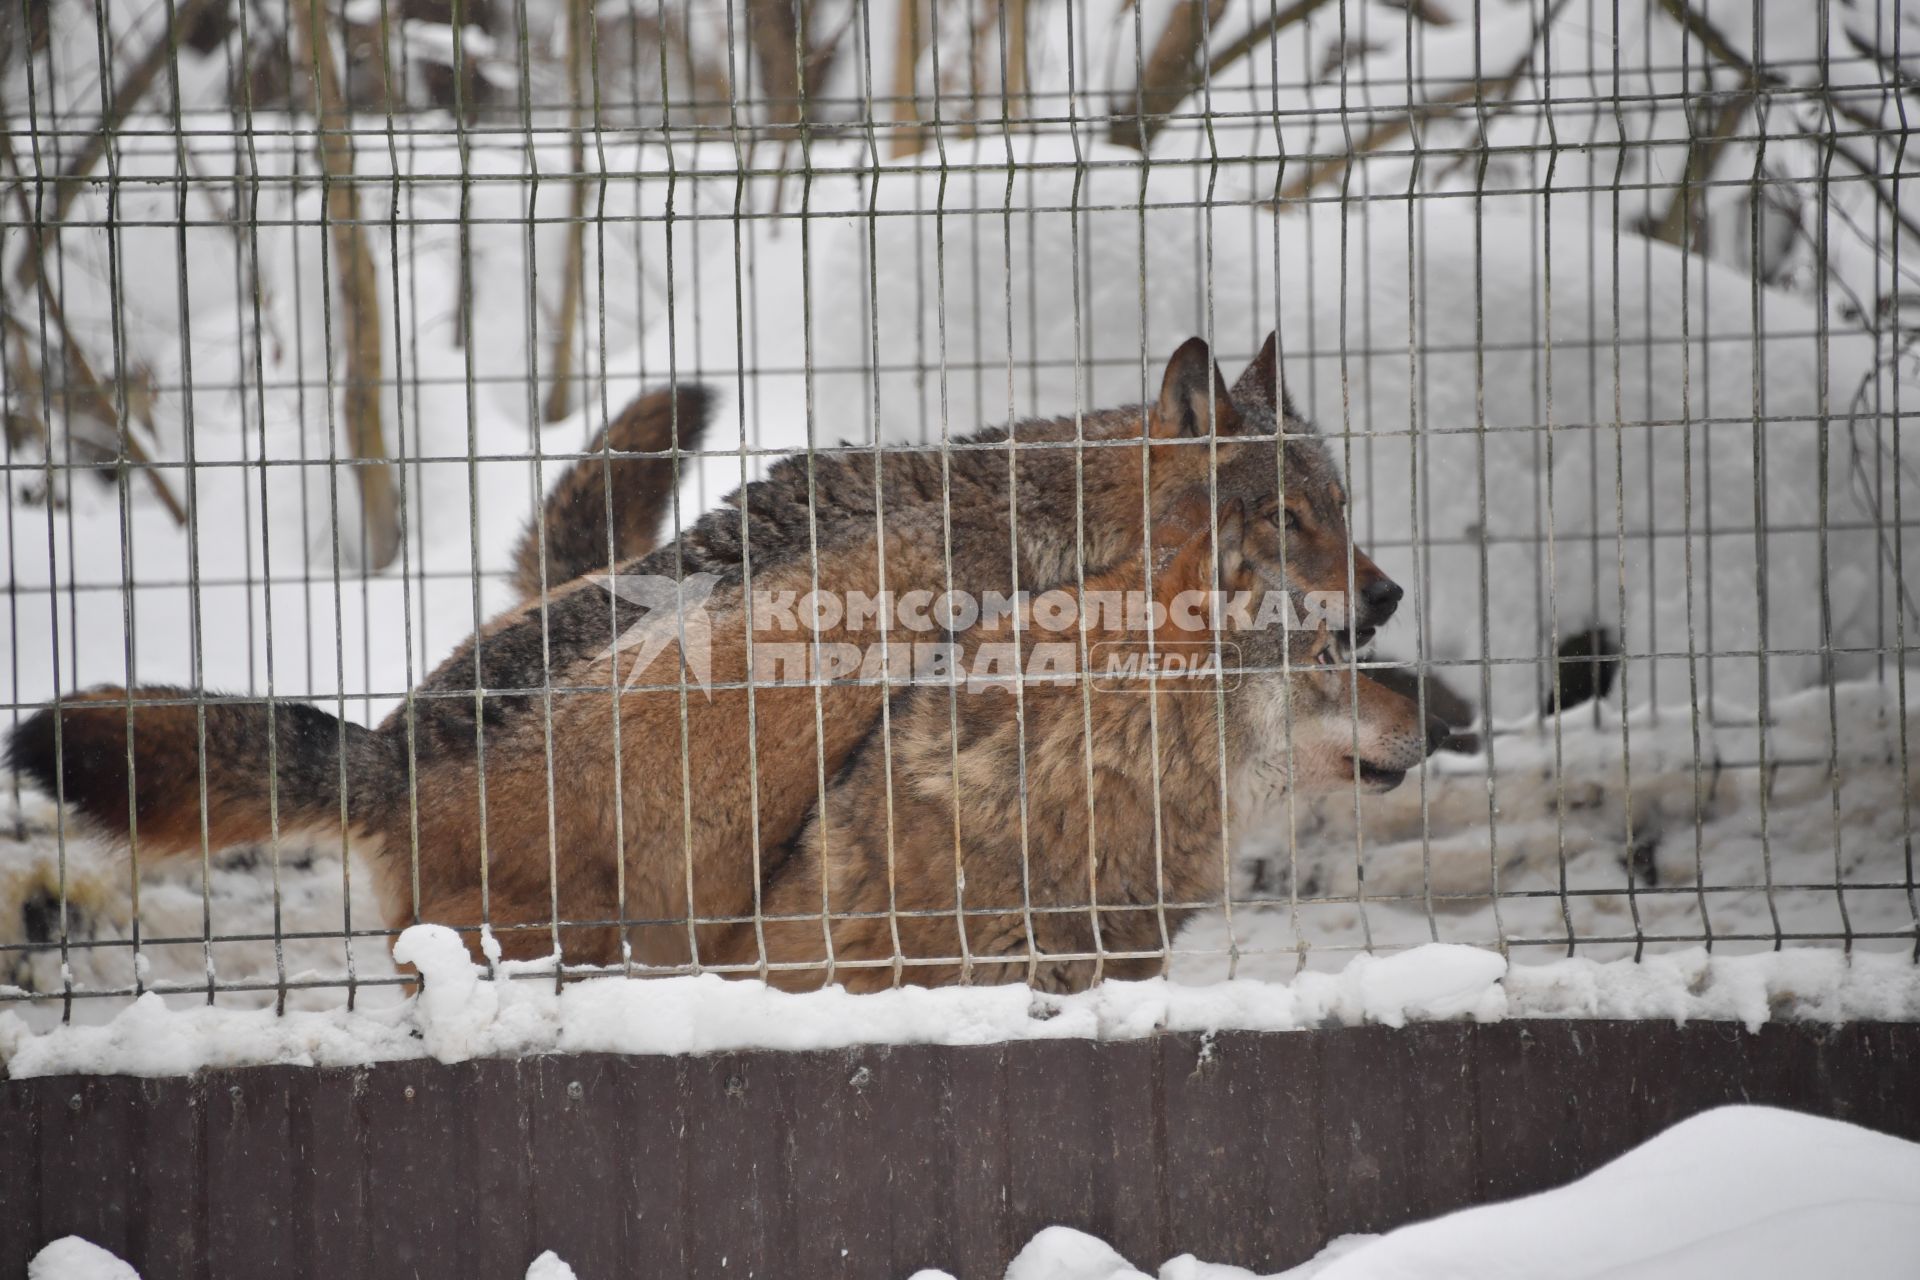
[
  {"left": 1151, "top": 337, "right": 1243, "bottom": 439},
  {"left": 1231, "top": 331, "right": 1305, "bottom": 425}
]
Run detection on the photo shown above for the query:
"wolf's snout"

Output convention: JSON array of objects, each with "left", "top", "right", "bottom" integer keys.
[{"left": 1359, "top": 576, "right": 1403, "bottom": 627}]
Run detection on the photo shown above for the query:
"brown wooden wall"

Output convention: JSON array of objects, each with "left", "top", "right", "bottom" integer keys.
[{"left": 3, "top": 1020, "right": 1917, "bottom": 1279}]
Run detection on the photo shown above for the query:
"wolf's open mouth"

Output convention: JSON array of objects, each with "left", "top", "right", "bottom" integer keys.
[
  {"left": 1347, "top": 757, "right": 1405, "bottom": 789},
  {"left": 1339, "top": 626, "right": 1376, "bottom": 655}
]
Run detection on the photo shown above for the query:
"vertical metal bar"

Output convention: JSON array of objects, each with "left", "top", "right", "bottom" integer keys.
[
  {"left": 1811, "top": 0, "right": 1852, "bottom": 953},
  {"left": 1745, "top": 0, "right": 1784, "bottom": 948}
]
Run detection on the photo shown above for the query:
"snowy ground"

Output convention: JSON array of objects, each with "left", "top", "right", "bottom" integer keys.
[{"left": 26, "top": 1106, "right": 1920, "bottom": 1279}]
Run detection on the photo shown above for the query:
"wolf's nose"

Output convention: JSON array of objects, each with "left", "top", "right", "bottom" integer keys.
[
  {"left": 1425, "top": 716, "right": 1450, "bottom": 756},
  {"left": 1361, "top": 578, "right": 1403, "bottom": 624}
]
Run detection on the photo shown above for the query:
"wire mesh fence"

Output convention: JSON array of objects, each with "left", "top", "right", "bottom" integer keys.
[{"left": 2, "top": 0, "right": 1916, "bottom": 1023}]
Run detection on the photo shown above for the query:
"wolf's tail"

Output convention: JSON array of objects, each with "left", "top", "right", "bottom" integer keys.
[
  {"left": 5, "top": 686, "right": 403, "bottom": 858},
  {"left": 511, "top": 383, "right": 714, "bottom": 601}
]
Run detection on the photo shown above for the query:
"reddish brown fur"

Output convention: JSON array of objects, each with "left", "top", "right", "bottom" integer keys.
[
  {"left": 12, "top": 343, "right": 1416, "bottom": 976},
  {"left": 715, "top": 499, "right": 1435, "bottom": 992},
  {"left": 509, "top": 384, "right": 711, "bottom": 602}
]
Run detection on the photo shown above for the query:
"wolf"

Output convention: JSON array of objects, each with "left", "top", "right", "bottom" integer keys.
[
  {"left": 713, "top": 494, "right": 1444, "bottom": 992},
  {"left": 9, "top": 337, "right": 1408, "bottom": 970}
]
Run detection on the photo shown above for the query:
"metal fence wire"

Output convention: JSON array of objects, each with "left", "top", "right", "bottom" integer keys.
[{"left": 3, "top": 0, "right": 1917, "bottom": 1020}]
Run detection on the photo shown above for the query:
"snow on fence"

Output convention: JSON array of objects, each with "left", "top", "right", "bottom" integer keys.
[{"left": 1, "top": 0, "right": 1918, "bottom": 1139}]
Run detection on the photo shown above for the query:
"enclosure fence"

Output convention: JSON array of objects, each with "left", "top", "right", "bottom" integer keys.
[{"left": 3, "top": 0, "right": 1917, "bottom": 1021}]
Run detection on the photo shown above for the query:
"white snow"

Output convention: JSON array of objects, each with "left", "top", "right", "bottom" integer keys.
[
  {"left": 524, "top": 1252, "right": 579, "bottom": 1280},
  {"left": 996, "top": 1107, "right": 1920, "bottom": 1280},
  {"left": 26, "top": 1238, "right": 140, "bottom": 1280},
  {"left": 6, "top": 932, "right": 1919, "bottom": 1079},
  {"left": 1006, "top": 1227, "right": 1155, "bottom": 1280},
  {"left": 1176, "top": 677, "right": 1920, "bottom": 975}
]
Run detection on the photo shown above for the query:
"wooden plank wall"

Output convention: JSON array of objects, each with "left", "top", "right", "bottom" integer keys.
[{"left": 3, "top": 1020, "right": 1916, "bottom": 1278}]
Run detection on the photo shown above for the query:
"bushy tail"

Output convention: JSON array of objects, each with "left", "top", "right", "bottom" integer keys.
[
  {"left": 5, "top": 686, "right": 402, "bottom": 858},
  {"left": 511, "top": 383, "right": 713, "bottom": 601}
]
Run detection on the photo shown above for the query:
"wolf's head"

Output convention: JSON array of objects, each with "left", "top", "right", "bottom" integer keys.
[
  {"left": 1145, "top": 335, "right": 1403, "bottom": 650},
  {"left": 1142, "top": 510, "right": 1442, "bottom": 800}
]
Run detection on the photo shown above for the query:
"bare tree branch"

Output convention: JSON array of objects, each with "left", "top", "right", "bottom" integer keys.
[
  {"left": 9, "top": 0, "right": 228, "bottom": 290},
  {"left": 1275, "top": 0, "right": 1568, "bottom": 202},
  {"left": 1654, "top": 0, "right": 1779, "bottom": 88},
  {"left": 0, "top": 120, "right": 185, "bottom": 525}
]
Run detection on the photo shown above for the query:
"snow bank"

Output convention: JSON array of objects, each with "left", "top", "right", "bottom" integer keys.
[
  {"left": 1001, "top": 1107, "right": 1920, "bottom": 1280},
  {"left": 1185, "top": 678, "right": 1920, "bottom": 973},
  {"left": 523, "top": 1252, "right": 578, "bottom": 1280},
  {"left": 26, "top": 1238, "right": 140, "bottom": 1280},
  {"left": 30, "top": 1238, "right": 582, "bottom": 1280},
  {"left": 6, "top": 934, "right": 1918, "bottom": 1079},
  {"left": 1295, "top": 1107, "right": 1920, "bottom": 1280}
]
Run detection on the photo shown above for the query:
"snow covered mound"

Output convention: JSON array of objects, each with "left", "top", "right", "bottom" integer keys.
[
  {"left": 26, "top": 1238, "right": 140, "bottom": 1280},
  {"left": 1181, "top": 677, "right": 1920, "bottom": 973},
  {"left": 996, "top": 1107, "right": 1920, "bottom": 1280},
  {"left": 6, "top": 933, "right": 1919, "bottom": 1079}
]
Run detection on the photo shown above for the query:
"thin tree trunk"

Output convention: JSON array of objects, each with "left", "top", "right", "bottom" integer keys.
[
  {"left": 889, "top": 0, "right": 924, "bottom": 158},
  {"left": 292, "top": 0, "right": 399, "bottom": 570},
  {"left": 749, "top": 0, "right": 805, "bottom": 129},
  {"left": 1112, "top": 0, "right": 1335, "bottom": 153},
  {"left": 1648, "top": 87, "right": 1750, "bottom": 248},
  {"left": 1003, "top": 0, "right": 1028, "bottom": 119},
  {"left": 543, "top": 0, "right": 591, "bottom": 424},
  {"left": 1110, "top": 0, "right": 1226, "bottom": 151}
]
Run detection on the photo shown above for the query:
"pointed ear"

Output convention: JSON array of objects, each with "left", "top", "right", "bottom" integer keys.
[
  {"left": 1231, "top": 331, "right": 1305, "bottom": 426},
  {"left": 1151, "top": 337, "right": 1243, "bottom": 439}
]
